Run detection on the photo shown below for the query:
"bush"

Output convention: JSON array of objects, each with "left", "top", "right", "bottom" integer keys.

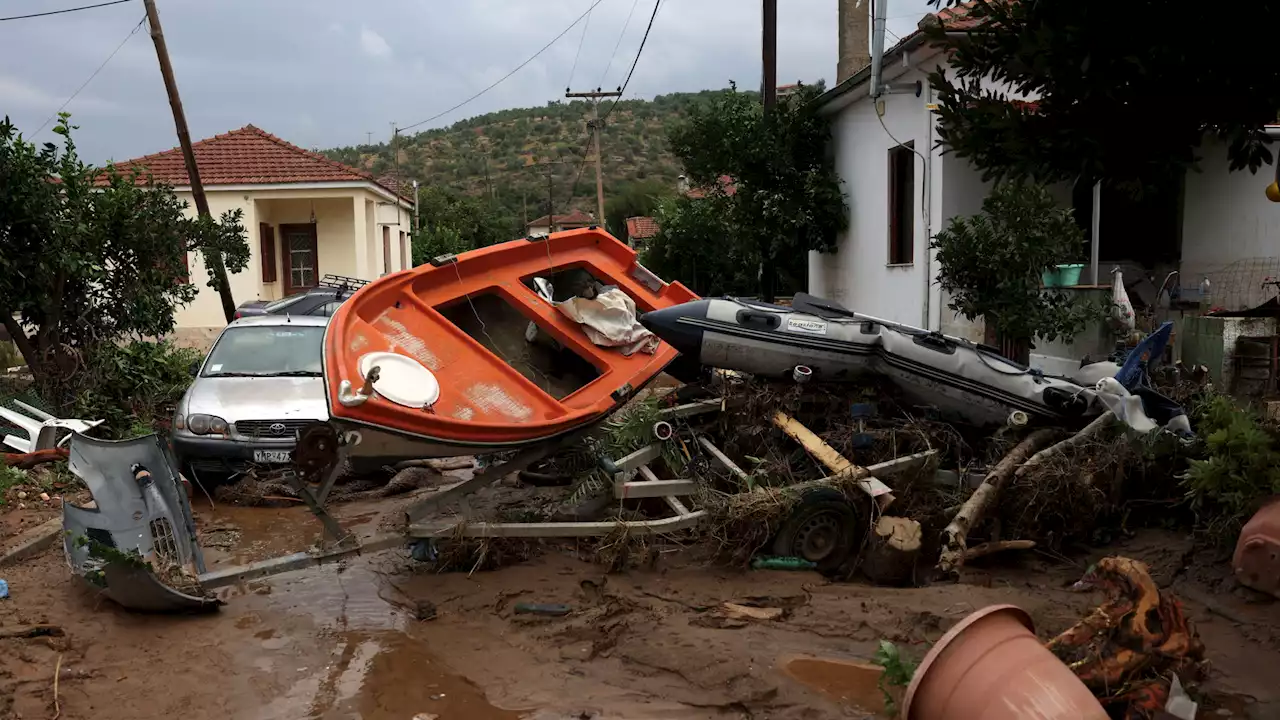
[
  {"left": 1181, "top": 392, "right": 1280, "bottom": 545},
  {"left": 74, "top": 341, "right": 201, "bottom": 438}
]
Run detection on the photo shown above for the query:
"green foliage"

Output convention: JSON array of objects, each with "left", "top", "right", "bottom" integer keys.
[
  {"left": 73, "top": 341, "right": 201, "bottom": 438},
  {"left": 931, "top": 182, "right": 1109, "bottom": 341},
  {"left": 925, "top": 1, "right": 1280, "bottom": 188},
  {"left": 0, "top": 342, "right": 21, "bottom": 368},
  {"left": 322, "top": 90, "right": 735, "bottom": 242},
  {"left": 1182, "top": 392, "right": 1280, "bottom": 545},
  {"left": 665, "top": 83, "right": 846, "bottom": 299},
  {"left": 0, "top": 466, "right": 26, "bottom": 505},
  {"left": 0, "top": 115, "right": 247, "bottom": 411},
  {"left": 604, "top": 179, "right": 672, "bottom": 242},
  {"left": 410, "top": 186, "right": 518, "bottom": 265},
  {"left": 872, "top": 639, "right": 918, "bottom": 716},
  {"left": 645, "top": 195, "right": 758, "bottom": 296}
]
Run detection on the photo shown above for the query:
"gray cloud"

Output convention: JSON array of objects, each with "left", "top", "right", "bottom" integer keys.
[{"left": 0, "top": 0, "right": 933, "bottom": 164}]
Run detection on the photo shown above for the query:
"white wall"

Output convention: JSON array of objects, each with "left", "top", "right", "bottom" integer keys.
[
  {"left": 808, "top": 63, "right": 943, "bottom": 328},
  {"left": 1181, "top": 138, "right": 1280, "bottom": 311},
  {"left": 174, "top": 190, "right": 257, "bottom": 329}
]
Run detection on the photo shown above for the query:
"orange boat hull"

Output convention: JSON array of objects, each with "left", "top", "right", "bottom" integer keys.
[{"left": 323, "top": 227, "right": 697, "bottom": 460}]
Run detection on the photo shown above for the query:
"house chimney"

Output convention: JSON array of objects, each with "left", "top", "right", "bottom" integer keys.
[
  {"left": 837, "top": 0, "right": 871, "bottom": 83},
  {"left": 676, "top": 174, "right": 689, "bottom": 194}
]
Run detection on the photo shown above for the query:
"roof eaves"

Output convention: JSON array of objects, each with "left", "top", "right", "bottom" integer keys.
[{"left": 814, "top": 32, "right": 931, "bottom": 115}]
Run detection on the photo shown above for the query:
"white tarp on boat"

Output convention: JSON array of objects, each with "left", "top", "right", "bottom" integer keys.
[{"left": 556, "top": 287, "right": 659, "bottom": 356}]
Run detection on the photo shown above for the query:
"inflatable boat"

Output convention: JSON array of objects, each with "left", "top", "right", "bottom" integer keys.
[
  {"left": 639, "top": 293, "right": 1101, "bottom": 427},
  {"left": 321, "top": 228, "right": 697, "bottom": 463}
]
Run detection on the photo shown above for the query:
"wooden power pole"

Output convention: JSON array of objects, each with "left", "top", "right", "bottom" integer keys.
[
  {"left": 763, "top": 0, "right": 778, "bottom": 113},
  {"left": 142, "top": 0, "right": 237, "bottom": 323},
  {"left": 565, "top": 90, "right": 622, "bottom": 230}
]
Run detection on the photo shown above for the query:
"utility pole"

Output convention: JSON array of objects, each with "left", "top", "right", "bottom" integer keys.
[
  {"left": 762, "top": 0, "right": 778, "bottom": 113},
  {"left": 366, "top": 131, "right": 373, "bottom": 145},
  {"left": 566, "top": 89, "right": 622, "bottom": 230},
  {"left": 760, "top": 0, "right": 778, "bottom": 302},
  {"left": 142, "top": 0, "right": 236, "bottom": 323},
  {"left": 547, "top": 165, "right": 555, "bottom": 232}
]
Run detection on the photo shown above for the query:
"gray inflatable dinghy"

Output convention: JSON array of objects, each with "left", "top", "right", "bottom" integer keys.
[{"left": 640, "top": 292, "right": 1102, "bottom": 427}]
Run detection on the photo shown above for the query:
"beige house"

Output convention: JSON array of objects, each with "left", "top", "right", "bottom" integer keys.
[{"left": 105, "top": 125, "right": 414, "bottom": 341}]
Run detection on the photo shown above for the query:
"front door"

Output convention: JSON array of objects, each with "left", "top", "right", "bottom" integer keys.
[{"left": 279, "top": 224, "right": 319, "bottom": 295}]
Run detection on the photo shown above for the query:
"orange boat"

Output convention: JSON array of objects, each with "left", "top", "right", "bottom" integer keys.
[{"left": 321, "top": 227, "right": 697, "bottom": 463}]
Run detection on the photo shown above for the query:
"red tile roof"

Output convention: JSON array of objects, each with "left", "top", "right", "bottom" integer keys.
[
  {"left": 527, "top": 209, "right": 596, "bottom": 228},
  {"left": 686, "top": 175, "right": 737, "bottom": 199},
  {"left": 625, "top": 216, "right": 659, "bottom": 240},
  {"left": 98, "top": 125, "right": 402, "bottom": 197},
  {"left": 930, "top": 1, "right": 987, "bottom": 30}
]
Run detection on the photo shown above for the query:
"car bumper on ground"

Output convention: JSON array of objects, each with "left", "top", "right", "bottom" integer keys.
[{"left": 171, "top": 433, "right": 297, "bottom": 478}]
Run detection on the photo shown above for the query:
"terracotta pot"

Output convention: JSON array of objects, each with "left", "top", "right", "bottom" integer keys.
[
  {"left": 1234, "top": 496, "right": 1280, "bottom": 599},
  {"left": 901, "top": 604, "right": 1107, "bottom": 720}
]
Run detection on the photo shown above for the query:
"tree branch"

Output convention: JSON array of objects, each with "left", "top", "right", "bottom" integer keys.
[{"left": 0, "top": 310, "right": 37, "bottom": 369}]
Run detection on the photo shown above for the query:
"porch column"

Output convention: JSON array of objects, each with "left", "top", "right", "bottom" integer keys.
[
  {"left": 352, "top": 196, "right": 369, "bottom": 280},
  {"left": 1090, "top": 181, "right": 1101, "bottom": 285}
]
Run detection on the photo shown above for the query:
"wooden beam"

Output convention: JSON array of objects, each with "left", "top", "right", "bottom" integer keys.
[{"left": 771, "top": 411, "right": 895, "bottom": 507}]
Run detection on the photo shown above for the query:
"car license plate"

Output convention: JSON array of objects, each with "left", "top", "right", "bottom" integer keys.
[{"left": 253, "top": 450, "right": 291, "bottom": 463}]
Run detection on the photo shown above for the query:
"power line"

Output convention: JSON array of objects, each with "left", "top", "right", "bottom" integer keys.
[
  {"left": 599, "top": 0, "right": 661, "bottom": 123},
  {"left": 598, "top": 0, "right": 641, "bottom": 88},
  {"left": 0, "top": 0, "right": 133, "bottom": 22},
  {"left": 565, "top": 7, "right": 593, "bottom": 90},
  {"left": 398, "top": 0, "right": 608, "bottom": 133},
  {"left": 31, "top": 15, "right": 146, "bottom": 137}
]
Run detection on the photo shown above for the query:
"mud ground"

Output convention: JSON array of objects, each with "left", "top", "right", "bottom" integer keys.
[{"left": 2, "top": 493, "right": 1278, "bottom": 719}]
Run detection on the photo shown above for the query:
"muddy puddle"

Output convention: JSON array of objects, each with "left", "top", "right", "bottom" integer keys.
[{"left": 779, "top": 655, "right": 888, "bottom": 715}]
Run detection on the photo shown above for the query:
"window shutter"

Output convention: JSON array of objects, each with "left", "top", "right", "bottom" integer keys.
[
  {"left": 399, "top": 231, "right": 408, "bottom": 269},
  {"left": 260, "top": 223, "right": 277, "bottom": 283},
  {"left": 382, "top": 226, "right": 391, "bottom": 274}
]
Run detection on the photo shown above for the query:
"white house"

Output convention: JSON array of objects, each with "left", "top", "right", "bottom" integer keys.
[
  {"left": 810, "top": 0, "right": 1280, "bottom": 358},
  {"left": 103, "top": 126, "right": 415, "bottom": 346}
]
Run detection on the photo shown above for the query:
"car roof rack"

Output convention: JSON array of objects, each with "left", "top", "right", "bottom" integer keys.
[{"left": 317, "top": 274, "right": 370, "bottom": 292}]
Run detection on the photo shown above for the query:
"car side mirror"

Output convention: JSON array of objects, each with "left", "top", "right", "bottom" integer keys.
[{"left": 189, "top": 360, "right": 200, "bottom": 376}]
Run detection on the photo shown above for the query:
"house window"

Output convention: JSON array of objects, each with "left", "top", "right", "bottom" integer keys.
[
  {"left": 259, "top": 223, "right": 277, "bottom": 283},
  {"left": 280, "top": 224, "right": 318, "bottom": 292},
  {"left": 399, "top": 231, "right": 408, "bottom": 270},
  {"left": 888, "top": 142, "right": 915, "bottom": 265},
  {"left": 382, "top": 226, "right": 391, "bottom": 275}
]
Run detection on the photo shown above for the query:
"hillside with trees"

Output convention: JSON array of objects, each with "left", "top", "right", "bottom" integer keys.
[{"left": 321, "top": 90, "right": 734, "bottom": 242}]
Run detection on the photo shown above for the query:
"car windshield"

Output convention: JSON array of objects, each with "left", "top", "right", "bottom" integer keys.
[{"left": 202, "top": 325, "right": 324, "bottom": 377}]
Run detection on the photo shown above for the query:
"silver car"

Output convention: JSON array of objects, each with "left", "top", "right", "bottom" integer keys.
[{"left": 171, "top": 315, "right": 329, "bottom": 480}]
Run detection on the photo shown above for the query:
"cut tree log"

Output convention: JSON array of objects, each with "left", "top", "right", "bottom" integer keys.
[
  {"left": 392, "top": 456, "right": 475, "bottom": 471},
  {"left": 937, "top": 428, "right": 1058, "bottom": 574},
  {"left": 861, "top": 515, "right": 922, "bottom": 586},
  {"left": 771, "top": 411, "right": 895, "bottom": 508}
]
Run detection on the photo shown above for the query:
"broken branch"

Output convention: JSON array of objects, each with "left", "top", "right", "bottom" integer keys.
[
  {"left": 1013, "top": 412, "right": 1116, "bottom": 482},
  {"left": 2, "top": 448, "right": 69, "bottom": 469},
  {"left": 771, "top": 411, "right": 895, "bottom": 508},
  {"left": 961, "top": 539, "right": 1037, "bottom": 562},
  {"left": 938, "top": 429, "right": 1057, "bottom": 574}
]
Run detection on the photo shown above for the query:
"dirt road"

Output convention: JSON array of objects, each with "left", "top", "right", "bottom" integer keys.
[{"left": 2, "top": 497, "right": 1278, "bottom": 719}]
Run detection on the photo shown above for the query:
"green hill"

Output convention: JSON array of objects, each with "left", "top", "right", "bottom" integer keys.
[{"left": 321, "top": 90, "right": 734, "bottom": 233}]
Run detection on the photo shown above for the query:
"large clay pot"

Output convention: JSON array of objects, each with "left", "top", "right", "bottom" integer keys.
[
  {"left": 901, "top": 604, "right": 1107, "bottom": 720},
  {"left": 1234, "top": 496, "right": 1280, "bottom": 599}
]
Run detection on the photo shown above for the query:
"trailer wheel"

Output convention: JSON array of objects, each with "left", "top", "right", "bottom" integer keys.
[{"left": 770, "top": 488, "right": 861, "bottom": 574}]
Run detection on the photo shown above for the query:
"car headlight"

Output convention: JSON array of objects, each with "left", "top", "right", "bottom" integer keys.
[{"left": 187, "top": 414, "right": 229, "bottom": 436}]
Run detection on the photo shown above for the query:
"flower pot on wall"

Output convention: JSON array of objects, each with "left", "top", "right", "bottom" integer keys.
[
  {"left": 901, "top": 604, "right": 1108, "bottom": 720},
  {"left": 1056, "top": 263, "right": 1085, "bottom": 286}
]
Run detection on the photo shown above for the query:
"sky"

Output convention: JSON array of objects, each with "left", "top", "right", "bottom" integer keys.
[{"left": 0, "top": 0, "right": 935, "bottom": 164}]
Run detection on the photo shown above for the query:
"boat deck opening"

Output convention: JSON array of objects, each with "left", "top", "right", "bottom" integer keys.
[{"left": 437, "top": 293, "right": 601, "bottom": 401}]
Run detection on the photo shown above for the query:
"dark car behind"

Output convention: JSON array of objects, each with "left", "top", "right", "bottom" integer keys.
[{"left": 234, "top": 274, "right": 369, "bottom": 319}]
